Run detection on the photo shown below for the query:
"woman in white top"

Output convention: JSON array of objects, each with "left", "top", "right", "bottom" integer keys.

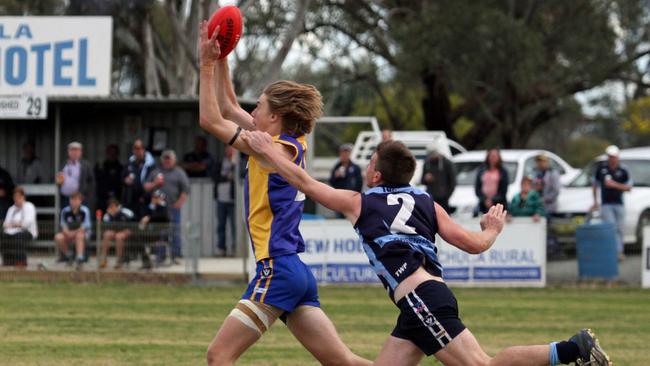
[{"left": 1, "top": 187, "right": 37, "bottom": 267}]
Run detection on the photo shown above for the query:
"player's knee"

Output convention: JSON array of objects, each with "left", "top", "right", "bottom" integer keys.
[
  {"left": 54, "top": 233, "right": 64, "bottom": 242},
  {"left": 75, "top": 231, "right": 85, "bottom": 240},
  {"left": 206, "top": 342, "right": 235, "bottom": 366},
  {"left": 103, "top": 231, "right": 115, "bottom": 240},
  {"left": 206, "top": 340, "right": 237, "bottom": 366}
]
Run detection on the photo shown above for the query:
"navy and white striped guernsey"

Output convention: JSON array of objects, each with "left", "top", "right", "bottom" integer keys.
[{"left": 354, "top": 185, "right": 442, "bottom": 301}]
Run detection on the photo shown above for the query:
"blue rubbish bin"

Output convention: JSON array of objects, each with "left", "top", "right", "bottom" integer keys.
[{"left": 575, "top": 222, "right": 618, "bottom": 279}]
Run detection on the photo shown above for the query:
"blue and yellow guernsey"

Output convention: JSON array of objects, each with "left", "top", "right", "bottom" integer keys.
[{"left": 244, "top": 134, "right": 307, "bottom": 262}]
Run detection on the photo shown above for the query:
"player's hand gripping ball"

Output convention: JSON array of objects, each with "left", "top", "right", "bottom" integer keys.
[{"left": 207, "top": 5, "right": 243, "bottom": 59}]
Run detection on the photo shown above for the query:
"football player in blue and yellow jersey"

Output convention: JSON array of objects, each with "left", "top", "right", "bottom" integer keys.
[
  {"left": 242, "top": 133, "right": 612, "bottom": 366},
  {"left": 199, "top": 22, "right": 371, "bottom": 366}
]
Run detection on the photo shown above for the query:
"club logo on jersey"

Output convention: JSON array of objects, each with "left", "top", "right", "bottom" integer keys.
[
  {"left": 295, "top": 190, "right": 305, "bottom": 202},
  {"left": 424, "top": 315, "right": 435, "bottom": 326},
  {"left": 413, "top": 301, "right": 425, "bottom": 314},
  {"left": 261, "top": 267, "right": 273, "bottom": 278}
]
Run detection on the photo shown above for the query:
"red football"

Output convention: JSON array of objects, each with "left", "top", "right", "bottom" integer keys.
[{"left": 207, "top": 6, "right": 243, "bottom": 59}]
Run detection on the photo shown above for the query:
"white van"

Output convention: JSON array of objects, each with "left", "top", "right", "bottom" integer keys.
[
  {"left": 308, "top": 118, "right": 466, "bottom": 217},
  {"left": 349, "top": 130, "right": 466, "bottom": 187},
  {"left": 553, "top": 146, "right": 650, "bottom": 247},
  {"left": 309, "top": 117, "right": 466, "bottom": 185}
]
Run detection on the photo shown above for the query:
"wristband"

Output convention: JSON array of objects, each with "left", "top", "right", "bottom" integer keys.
[{"left": 228, "top": 127, "right": 242, "bottom": 146}]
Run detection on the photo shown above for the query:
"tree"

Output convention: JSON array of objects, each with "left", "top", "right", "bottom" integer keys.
[
  {"left": 8, "top": 0, "right": 650, "bottom": 154},
  {"left": 65, "top": 0, "right": 207, "bottom": 96},
  {"left": 0, "top": 0, "right": 65, "bottom": 15},
  {"left": 306, "top": 0, "right": 650, "bottom": 149},
  {"left": 622, "top": 95, "right": 650, "bottom": 145}
]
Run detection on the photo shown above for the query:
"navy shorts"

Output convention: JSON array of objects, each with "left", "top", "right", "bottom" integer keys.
[
  {"left": 242, "top": 253, "right": 320, "bottom": 313},
  {"left": 392, "top": 280, "right": 466, "bottom": 356}
]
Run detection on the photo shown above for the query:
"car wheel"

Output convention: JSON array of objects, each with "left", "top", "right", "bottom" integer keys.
[{"left": 637, "top": 210, "right": 650, "bottom": 247}]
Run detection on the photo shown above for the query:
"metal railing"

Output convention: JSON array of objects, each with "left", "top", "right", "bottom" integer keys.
[{"left": 0, "top": 219, "right": 245, "bottom": 283}]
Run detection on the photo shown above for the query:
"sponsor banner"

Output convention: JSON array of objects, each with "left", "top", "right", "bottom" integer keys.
[
  {"left": 300, "top": 219, "right": 367, "bottom": 265},
  {"left": 0, "top": 17, "right": 112, "bottom": 96},
  {"left": 308, "top": 264, "right": 378, "bottom": 284},
  {"left": 643, "top": 227, "right": 650, "bottom": 288},
  {"left": 473, "top": 267, "right": 541, "bottom": 281},
  {"left": 248, "top": 218, "right": 547, "bottom": 287},
  {"left": 436, "top": 218, "right": 546, "bottom": 286}
]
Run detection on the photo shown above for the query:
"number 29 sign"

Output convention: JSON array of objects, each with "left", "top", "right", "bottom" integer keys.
[{"left": 0, "top": 92, "right": 47, "bottom": 119}]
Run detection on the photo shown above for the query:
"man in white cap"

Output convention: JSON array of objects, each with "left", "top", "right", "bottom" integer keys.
[{"left": 591, "top": 145, "right": 632, "bottom": 261}]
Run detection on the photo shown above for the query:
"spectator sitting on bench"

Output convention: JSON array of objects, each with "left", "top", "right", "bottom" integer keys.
[
  {"left": 1, "top": 187, "right": 37, "bottom": 268},
  {"left": 99, "top": 198, "right": 135, "bottom": 269},
  {"left": 137, "top": 190, "right": 171, "bottom": 268},
  {"left": 55, "top": 191, "right": 91, "bottom": 270}
]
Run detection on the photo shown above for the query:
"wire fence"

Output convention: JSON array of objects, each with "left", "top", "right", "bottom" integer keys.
[{"left": 0, "top": 219, "right": 243, "bottom": 283}]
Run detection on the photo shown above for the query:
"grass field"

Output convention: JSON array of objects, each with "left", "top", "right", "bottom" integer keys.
[{"left": 0, "top": 281, "right": 648, "bottom": 365}]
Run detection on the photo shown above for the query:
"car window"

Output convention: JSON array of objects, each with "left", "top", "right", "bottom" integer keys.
[
  {"left": 623, "top": 160, "right": 650, "bottom": 187},
  {"left": 523, "top": 158, "right": 537, "bottom": 179},
  {"left": 569, "top": 162, "right": 598, "bottom": 187},
  {"left": 455, "top": 162, "right": 518, "bottom": 185}
]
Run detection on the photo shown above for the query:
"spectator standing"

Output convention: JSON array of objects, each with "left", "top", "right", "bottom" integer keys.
[
  {"left": 181, "top": 136, "right": 215, "bottom": 178},
  {"left": 329, "top": 143, "right": 363, "bottom": 192},
  {"left": 1, "top": 187, "right": 37, "bottom": 267},
  {"left": 0, "top": 165, "right": 14, "bottom": 221},
  {"left": 123, "top": 139, "right": 156, "bottom": 219},
  {"left": 591, "top": 145, "right": 632, "bottom": 261},
  {"left": 56, "top": 142, "right": 95, "bottom": 211},
  {"left": 55, "top": 192, "right": 91, "bottom": 270},
  {"left": 16, "top": 142, "right": 43, "bottom": 184},
  {"left": 99, "top": 198, "right": 135, "bottom": 269},
  {"left": 420, "top": 143, "right": 456, "bottom": 213},
  {"left": 215, "top": 146, "right": 236, "bottom": 256},
  {"left": 533, "top": 153, "right": 562, "bottom": 257},
  {"left": 329, "top": 143, "right": 363, "bottom": 218},
  {"left": 533, "top": 154, "right": 561, "bottom": 215},
  {"left": 95, "top": 144, "right": 124, "bottom": 212},
  {"left": 144, "top": 150, "right": 190, "bottom": 262},
  {"left": 507, "top": 176, "right": 545, "bottom": 221},
  {"left": 474, "top": 148, "right": 509, "bottom": 215}
]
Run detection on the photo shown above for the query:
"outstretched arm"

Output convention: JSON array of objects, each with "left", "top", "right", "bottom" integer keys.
[
  {"left": 214, "top": 59, "right": 255, "bottom": 130},
  {"left": 242, "top": 130, "right": 362, "bottom": 222},
  {"left": 436, "top": 203, "right": 506, "bottom": 254},
  {"left": 199, "top": 21, "right": 255, "bottom": 155}
]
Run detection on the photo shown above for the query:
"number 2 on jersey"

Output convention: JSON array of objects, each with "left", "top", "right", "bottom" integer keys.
[{"left": 387, "top": 193, "right": 416, "bottom": 234}]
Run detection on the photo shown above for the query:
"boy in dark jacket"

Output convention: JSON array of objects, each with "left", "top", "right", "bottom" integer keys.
[{"left": 136, "top": 190, "right": 171, "bottom": 269}]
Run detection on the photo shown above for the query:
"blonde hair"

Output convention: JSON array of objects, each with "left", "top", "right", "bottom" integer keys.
[{"left": 263, "top": 80, "right": 323, "bottom": 136}]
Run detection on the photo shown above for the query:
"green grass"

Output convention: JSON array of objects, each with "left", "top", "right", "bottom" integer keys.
[{"left": 0, "top": 282, "right": 648, "bottom": 365}]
